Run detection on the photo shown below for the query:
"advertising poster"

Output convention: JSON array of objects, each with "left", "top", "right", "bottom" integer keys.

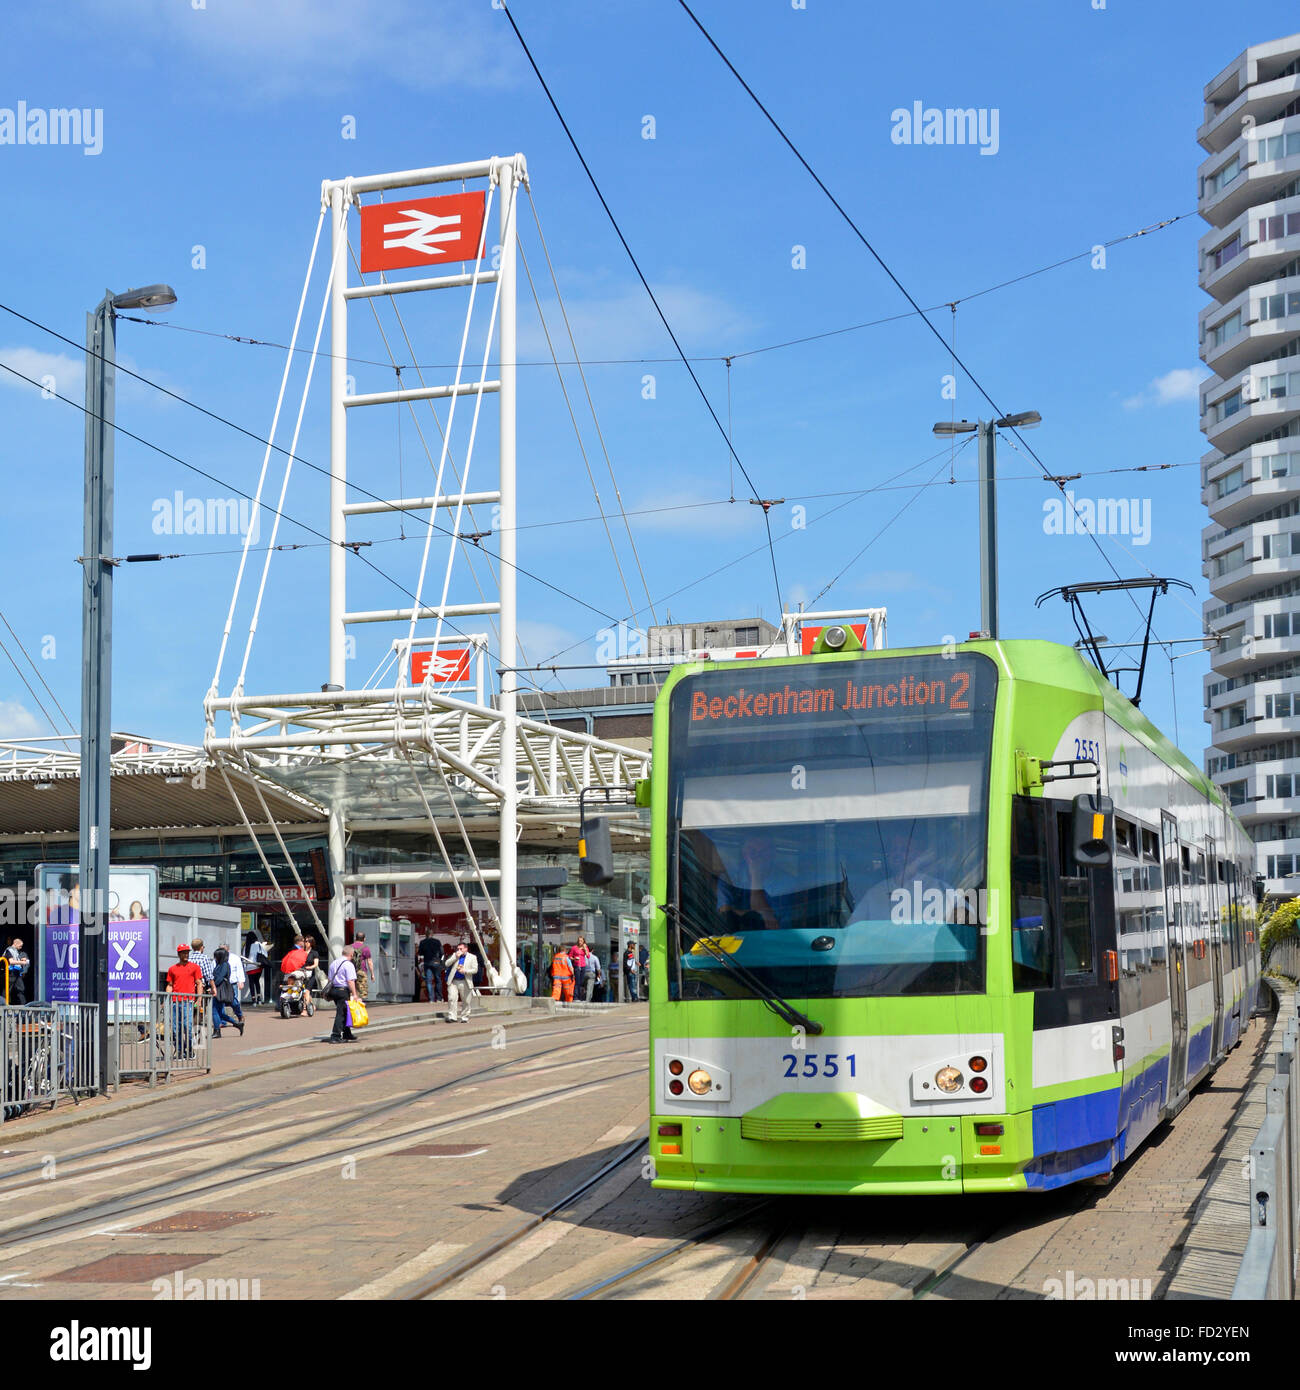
[{"left": 37, "top": 864, "right": 158, "bottom": 1006}]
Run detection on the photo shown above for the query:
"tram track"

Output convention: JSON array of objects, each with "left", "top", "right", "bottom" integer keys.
[
  {"left": 0, "top": 1027, "right": 647, "bottom": 1252},
  {"left": 0, "top": 1018, "right": 641, "bottom": 1187}
]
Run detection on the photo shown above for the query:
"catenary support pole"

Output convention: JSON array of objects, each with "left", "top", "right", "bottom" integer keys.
[
  {"left": 978, "top": 420, "right": 999, "bottom": 641},
  {"left": 80, "top": 294, "right": 114, "bottom": 1093},
  {"left": 328, "top": 183, "right": 348, "bottom": 952},
  {"left": 497, "top": 157, "right": 520, "bottom": 991}
]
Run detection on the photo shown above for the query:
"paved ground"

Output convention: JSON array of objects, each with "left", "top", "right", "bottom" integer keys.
[{"left": 0, "top": 1007, "right": 1269, "bottom": 1302}]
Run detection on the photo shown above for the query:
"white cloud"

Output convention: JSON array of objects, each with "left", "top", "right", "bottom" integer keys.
[
  {"left": 0, "top": 346, "right": 82, "bottom": 399},
  {"left": 0, "top": 345, "right": 181, "bottom": 408},
  {"left": 519, "top": 282, "right": 756, "bottom": 362},
  {"left": 1123, "top": 368, "right": 1204, "bottom": 410},
  {"left": 97, "top": 0, "right": 518, "bottom": 100},
  {"left": 0, "top": 701, "right": 44, "bottom": 739}
]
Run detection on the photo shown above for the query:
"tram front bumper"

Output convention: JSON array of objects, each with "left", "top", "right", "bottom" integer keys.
[{"left": 650, "top": 1112, "right": 1032, "bottom": 1195}]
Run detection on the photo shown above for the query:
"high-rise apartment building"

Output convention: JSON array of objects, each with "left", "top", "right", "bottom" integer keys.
[{"left": 1200, "top": 33, "right": 1300, "bottom": 895}]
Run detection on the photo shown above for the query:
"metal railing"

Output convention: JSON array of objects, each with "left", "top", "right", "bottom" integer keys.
[
  {"left": 1, "top": 1003, "right": 99, "bottom": 1121},
  {"left": 110, "top": 990, "right": 211, "bottom": 1086},
  {"left": 1233, "top": 988, "right": 1300, "bottom": 1298}
]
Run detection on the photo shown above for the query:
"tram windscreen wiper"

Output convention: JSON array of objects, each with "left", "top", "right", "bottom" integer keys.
[{"left": 667, "top": 901, "right": 824, "bottom": 1037}]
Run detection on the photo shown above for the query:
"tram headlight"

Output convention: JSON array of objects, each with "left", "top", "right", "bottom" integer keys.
[
  {"left": 823, "top": 625, "right": 848, "bottom": 650},
  {"left": 934, "top": 1066, "right": 963, "bottom": 1094},
  {"left": 687, "top": 1068, "right": 712, "bottom": 1096}
]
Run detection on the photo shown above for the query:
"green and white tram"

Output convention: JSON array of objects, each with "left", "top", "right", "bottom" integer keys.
[{"left": 638, "top": 634, "right": 1259, "bottom": 1196}]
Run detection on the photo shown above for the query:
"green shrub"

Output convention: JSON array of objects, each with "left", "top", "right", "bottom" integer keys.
[{"left": 1261, "top": 898, "right": 1300, "bottom": 964}]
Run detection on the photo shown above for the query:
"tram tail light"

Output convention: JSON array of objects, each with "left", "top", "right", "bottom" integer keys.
[
  {"left": 968, "top": 1055, "right": 988, "bottom": 1073},
  {"left": 668, "top": 1059, "right": 684, "bottom": 1076},
  {"left": 969, "top": 1076, "right": 988, "bottom": 1094},
  {"left": 669, "top": 1080, "right": 684, "bottom": 1096},
  {"left": 658, "top": 1123, "right": 682, "bottom": 1138},
  {"left": 974, "top": 1123, "right": 1004, "bottom": 1137},
  {"left": 1104, "top": 950, "right": 1118, "bottom": 983}
]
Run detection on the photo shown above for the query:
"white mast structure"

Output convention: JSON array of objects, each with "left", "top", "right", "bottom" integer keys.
[{"left": 205, "top": 155, "right": 649, "bottom": 989}]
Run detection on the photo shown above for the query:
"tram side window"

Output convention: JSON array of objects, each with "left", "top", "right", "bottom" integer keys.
[
  {"left": 1011, "top": 797, "right": 1055, "bottom": 990},
  {"left": 1056, "top": 809, "right": 1096, "bottom": 982},
  {"left": 1116, "top": 822, "right": 1147, "bottom": 974}
]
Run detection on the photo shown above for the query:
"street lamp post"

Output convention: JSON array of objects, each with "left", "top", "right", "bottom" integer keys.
[
  {"left": 79, "top": 284, "right": 176, "bottom": 1093},
  {"left": 932, "top": 411, "right": 1041, "bottom": 640}
]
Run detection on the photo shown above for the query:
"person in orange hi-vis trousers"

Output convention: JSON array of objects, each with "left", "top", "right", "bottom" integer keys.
[{"left": 550, "top": 947, "right": 575, "bottom": 1002}]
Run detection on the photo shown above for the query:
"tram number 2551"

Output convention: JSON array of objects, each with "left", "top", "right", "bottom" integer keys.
[
  {"left": 1073, "top": 737, "right": 1101, "bottom": 762},
  {"left": 782, "top": 1053, "right": 858, "bottom": 1078}
]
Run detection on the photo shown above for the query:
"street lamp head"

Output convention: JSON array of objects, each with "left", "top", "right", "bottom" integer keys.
[
  {"left": 111, "top": 284, "right": 177, "bottom": 311},
  {"left": 932, "top": 420, "right": 977, "bottom": 437},
  {"left": 995, "top": 410, "right": 1041, "bottom": 429}
]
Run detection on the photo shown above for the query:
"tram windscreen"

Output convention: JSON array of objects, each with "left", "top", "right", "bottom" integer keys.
[{"left": 666, "top": 653, "right": 996, "bottom": 999}]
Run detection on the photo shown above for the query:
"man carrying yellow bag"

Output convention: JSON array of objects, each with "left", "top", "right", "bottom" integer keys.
[{"left": 325, "top": 946, "right": 362, "bottom": 1043}]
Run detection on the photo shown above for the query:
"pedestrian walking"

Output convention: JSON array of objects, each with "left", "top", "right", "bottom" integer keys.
[
  {"left": 352, "top": 931, "right": 375, "bottom": 1000},
  {"left": 623, "top": 944, "right": 639, "bottom": 1002},
  {"left": 304, "top": 936, "right": 327, "bottom": 998},
  {"left": 417, "top": 929, "right": 445, "bottom": 1004},
  {"left": 325, "top": 946, "right": 360, "bottom": 1043},
  {"left": 570, "top": 936, "right": 590, "bottom": 1001},
  {"left": 3, "top": 937, "right": 29, "bottom": 1005},
  {"left": 211, "top": 947, "right": 245, "bottom": 1039},
  {"left": 188, "top": 937, "right": 216, "bottom": 994},
  {"left": 225, "top": 947, "right": 247, "bottom": 1022},
  {"left": 165, "top": 943, "right": 203, "bottom": 1058},
  {"left": 445, "top": 942, "right": 477, "bottom": 1022},
  {"left": 586, "top": 949, "right": 603, "bottom": 1002},
  {"left": 243, "top": 932, "right": 267, "bottom": 1004},
  {"left": 550, "top": 946, "right": 575, "bottom": 1002}
]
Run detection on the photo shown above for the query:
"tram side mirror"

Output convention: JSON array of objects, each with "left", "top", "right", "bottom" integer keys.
[
  {"left": 579, "top": 815, "right": 615, "bottom": 887},
  {"left": 1254, "top": 873, "right": 1267, "bottom": 905},
  {"left": 1072, "top": 793, "right": 1114, "bottom": 867}
]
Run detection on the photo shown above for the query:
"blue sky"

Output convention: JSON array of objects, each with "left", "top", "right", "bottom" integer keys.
[{"left": 0, "top": 0, "right": 1297, "bottom": 762}]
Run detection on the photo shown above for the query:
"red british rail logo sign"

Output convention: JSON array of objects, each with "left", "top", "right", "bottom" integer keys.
[{"left": 359, "top": 192, "right": 487, "bottom": 273}]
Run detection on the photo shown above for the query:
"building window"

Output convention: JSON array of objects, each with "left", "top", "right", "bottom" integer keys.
[
  {"left": 1257, "top": 131, "right": 1300, "bottom": 163},
  {"left": 1260, "top": 212, "right": 1300, "bottom": 242},
  {"left": 1259, "top": 291, "right": 1300, "bottom": 321},
  {"left": 1206, "top": 155, "right": 1240, "bottom": 196},
  {"left": 1222, "top": 780, "right": 1247, "bottom": 806},
  {"left": 1213, "top": 544, "right": 1245, "bottom": 576},
  {"left": 1209, "top": 310, "right": 1242, "bottom": 347},
  {"left": 1267, "top": 693, "right": 1295, "bottom": 719},
  {"left": 1265, "top": 612, "right": 1294, "bottom": 639},
  {"left": 1268, "top": 773, "right": 1295, "bottom": 799},
  {"left": 1212, "top": 235, "right": 1242, "bottom": 270},
  {"left": 1215, "top": 389, "right": 1244, "bottom": 422},
  {"left": 1215, "top": 465, "right": 1244, "bottom": 497}
]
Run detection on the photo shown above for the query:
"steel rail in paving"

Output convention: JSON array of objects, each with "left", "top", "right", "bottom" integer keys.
[
  {"left": 0, "top": 1017, "right": 637, "bottom": 1185},
  {"left": 564, "top": 1203, "right": 777, "bottom": 1301},
  {"left": 0, "top": 1029, "right": 646, "bottom": 1247},
  {"left": 400, "top": 1133, "right": 652, "bottom": 1299}
]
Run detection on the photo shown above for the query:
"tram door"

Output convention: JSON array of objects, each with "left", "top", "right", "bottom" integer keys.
[
  {"left": 1206, "top": 835, "right": 1224, "bottom": 1062},
  {"left": 1160, "top": 812, "right": 1188, "bottom": 1101}
]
